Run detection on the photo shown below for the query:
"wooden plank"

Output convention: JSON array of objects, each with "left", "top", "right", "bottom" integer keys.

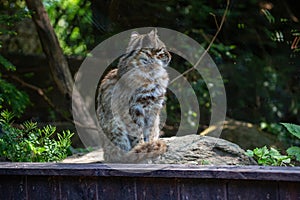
[
  {"left": 227, "top": 180, "right": 278, "bottom": 200},
  {"left": 135, "top": 178, "right": 178, "bottom": 200},
  {"left": 0, "top": 163, "right": 300, "bottom": 182},
  {"left": 97, "top": 177, "right": 135, "bottom": 200},
  {"left": 27, "top": 176, "right": 60, "bottom": 200},
  {"left": 279, "top": 182, "right": 300, "bottom": 200},
  {"left": 59, "top": 176, "right": 98, "bottom": 200},
  {"left": 180, "top": 179, "right": 227, "bottom": 200},
  {"left": 0, "top": 175, "right": 26, "bottom": 200},
  {"left": 0, "top": 168, "right": 299, "bottom": 200}
]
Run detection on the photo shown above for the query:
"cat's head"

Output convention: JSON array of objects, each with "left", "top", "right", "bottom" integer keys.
[
  {"left": 124, "top": 29, "right": 171, "bottom": 67},
  {"left": 126, "top": 29, "right": 166, "bottom": 53}
]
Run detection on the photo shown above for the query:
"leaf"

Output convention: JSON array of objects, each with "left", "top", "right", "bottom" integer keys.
[
  {"left": 0, "top": 110, "right": 14, "bottom": 124},
  {"left": 245, "top": 150, "right": 254, "bottom": 157},
  {"left": 281, "top": 123, "right": 300, "bottom": 139},
  {"left": 0, "top": 79, "right": 30, "bottom": 116},
  {"left": 269, "top": 147, "right": 281, "bottom": 157},
  {"left": 281, "top": 158, "right": 291, "bottom": 164},
  {"left": 0, "top": 54, "right": 16, "bottom": 71},
  {"left": 254, "top": 146, "right": 269, "bottom": 158},
  {"left": 287, "top": 146, "right": 300, "bottom": 162},
  {"left": 22, "top": 121, "right": 37, "bottom": 132},
  {"left": 27, "top": 141, "right": 36, "bottom": 154},
  {"left": 36, "top": 147, "right": 46, "bottom": 154},
  {"left": 0, "top": 110, "right": 73, "bottom": 162}
]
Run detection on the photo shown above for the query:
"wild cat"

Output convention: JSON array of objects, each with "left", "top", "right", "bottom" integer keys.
[{"left": 97, "top": 29, "right": 171, "bottom": 163}]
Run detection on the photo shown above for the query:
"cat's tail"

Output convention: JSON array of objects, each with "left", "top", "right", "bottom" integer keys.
[
  {"left": 128, "top": 140, "right": 167, "bottom": 162},
  {"left": 104, "top": 140, "right": 167, "bottom": 163}
]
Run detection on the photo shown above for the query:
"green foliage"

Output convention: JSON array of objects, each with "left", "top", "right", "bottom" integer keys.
[
  {"left": 0, "top": 9, "right": 30, "bottom": 27},
  {"left": 0, "top": 110, "right": 73, "bottom": 162},
  {"left": 44, "top": 0, "right": 93, "bottom": 55},
  {"left": 84, "top": 0, "right": 299, "bottom": 127},
  {"left": 221, "top": 1, "right": 299, "bottom": 126},
  {"left": 0, "top": 1, "right": 299, "bottom": 151},
  {"left": 0, "top": 71, "right": 30, "bottom": 118},
  {"left": 0, "top": 54, "right": 30, "bottom": 116},
  {"left": 245, "top": 146, "right": 291, "bottom": 166},
  {"left": 0, "top": 55, "right": 16, "bottom": 71},
  {"left": 0, "top": 3, "right": 31, "bottom": 116},
  {"left": 0, "top": 2, "right": 30, "bottom": 42},
  {"left": 246, "top": 123, "right": 300, "bottom": 166},
  {"left": 281, "top": 123, "right": 300, "bottom": 162},
  {"left": 286, "top": 146, "right": 300, "bottom": 162},
  {"left": 281, "top": 123, "right": 300, "bottom": 139},
  {"left": 260, "top": 122, "right": 298, "bottom": 147},
  {"left": 0, "top": 78, "right": 30, "bottom": 117},
  {"left": 0, "top": 50, "right": 29, "bottom": 116}
]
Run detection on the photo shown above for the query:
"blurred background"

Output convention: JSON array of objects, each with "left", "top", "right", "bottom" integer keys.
[{"left": 0, "top": 0, "right": 299, "bottom": 150}]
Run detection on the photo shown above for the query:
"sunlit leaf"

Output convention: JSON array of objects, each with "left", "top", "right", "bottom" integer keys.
[{"left": 281, "top": 123, "right": 300, "bottom": 139}]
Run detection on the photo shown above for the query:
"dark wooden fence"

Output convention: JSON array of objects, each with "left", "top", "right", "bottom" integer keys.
[{"left": 0, "top": 163, "right": 299, "bottom": 200}]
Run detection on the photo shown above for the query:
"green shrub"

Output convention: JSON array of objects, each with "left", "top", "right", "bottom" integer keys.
[
  {"left": 246, "top": 123, "right": 300, "bottom": 166},
  {"left": 281, "top": 123, "right": 300, "bottom": 162},
  {"left": 0, "top": 8, "right": 31, "bottom": 116},
  {"left": 245, "top": 146, "right": 291, "bottom": 166},
  {"left": 0, "top": 76, "right": 30, "bottom": 117},
  {"left": 0, "top": 110, "right": 73, "bottom": 162}
]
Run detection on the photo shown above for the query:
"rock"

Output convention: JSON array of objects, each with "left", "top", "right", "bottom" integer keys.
[
  {"left": 62, "top": 135, "right": 256, "bottom": 165},
  {"left": 151, "top": 135, "right": 256, "bottom": 165}
]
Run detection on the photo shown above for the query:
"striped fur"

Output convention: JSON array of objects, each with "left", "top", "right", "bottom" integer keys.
[{"left": 97, "top": 30, "right": 171, "bottom": 163}]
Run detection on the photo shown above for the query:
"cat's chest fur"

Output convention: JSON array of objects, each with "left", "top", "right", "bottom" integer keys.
[
  {"left": 112, "top": 64, "right": 168, "bottom": 125},
  {"left": 122, "top": 63, "right": 169, "bottom": 90}
]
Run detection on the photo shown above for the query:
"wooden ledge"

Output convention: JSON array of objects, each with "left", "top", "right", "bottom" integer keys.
[
  {"left": 1, "top": 163, "right": 299, "bottom": 199},
  {"left": 0, "top": 163, "right": 299, "bottom": 182}
]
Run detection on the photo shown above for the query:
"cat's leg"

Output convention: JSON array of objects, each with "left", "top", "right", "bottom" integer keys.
[
  {"left": 110, "top": 124, "right": 132, "bottom": 152},
  {"left": 104, "top": 124, "right": 133, "bottom": 163}
]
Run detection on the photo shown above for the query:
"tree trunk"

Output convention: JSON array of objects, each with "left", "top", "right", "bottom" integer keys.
[
  {"left": 25, "top": 0, "right": 74, "bottom": 99},
  {"left": 25, "top": 0, "right": 100, "bottom": 141}
]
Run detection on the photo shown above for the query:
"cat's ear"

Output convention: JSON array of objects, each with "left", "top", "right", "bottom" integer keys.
[
  {"left": 149, "top": 29, "right": 158, "bottom": 38},
  {"left": 130, "top": 31, "right": 140, "bottom": 39},
  {"left": 129, "top": 31, "right": 140, "bottom": 44}
]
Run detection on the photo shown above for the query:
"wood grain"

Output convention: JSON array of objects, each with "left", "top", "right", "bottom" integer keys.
[{"left": 0, "top": 163, "right": 299, "bottom": 199}]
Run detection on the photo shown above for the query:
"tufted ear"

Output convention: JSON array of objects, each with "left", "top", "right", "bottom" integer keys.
[
  {"left": 128, "top": 31, "right": 140, "bottom": 45},
  {"left": 148, "top": 29, "right": 158, "bottom": 38},
  {"left": 130, "top": 31, "right": 140, "bottom": 39}
]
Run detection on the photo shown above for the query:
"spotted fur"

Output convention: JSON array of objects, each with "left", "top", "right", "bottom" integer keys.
[{"left": 97, "top": 29, "right": 171, "bottom": 163}]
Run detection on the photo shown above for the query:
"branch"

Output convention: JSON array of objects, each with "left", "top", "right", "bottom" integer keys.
[
  {"left": 170, "top": 0, "right": 230, "bottom": 84},
  {"left": 5, "top": 75, "right": 72, "bottom": 122},
  {"left": 210, "top": 12, "right": 220, "bottom": 29}
]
